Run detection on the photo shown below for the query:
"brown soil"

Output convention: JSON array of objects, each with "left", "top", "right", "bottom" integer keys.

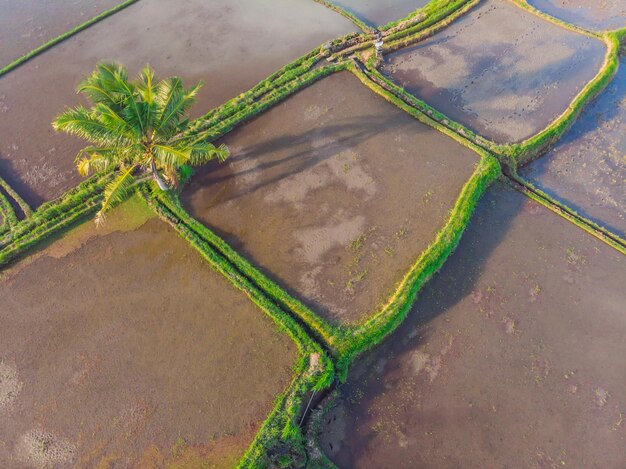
[
  {"left": 0, "top": 0, "right": 121, "bottom": 67},
  {"left": 0, "top": 200, "right": 297, "bottom": 468},
  {"left": 0, "top": 0, "right": 355, "bottom": 207},
  {"left": 383, "top": 0, "right": 606, "bottom": 143},
  {"left": 332, "top": 0, "right": 429, "bottom": 27},
  {"left": 320, "top": 182, "right": 626, "bottom": 468},
  {"left": 528, "top": 0, "right": 626, "bottom": 31},
  {"left": 182, "top": 72, "right": 479, "bottom": 325},
  {"left": 520, "top": 56, "right": 626, "bottom": 237}
]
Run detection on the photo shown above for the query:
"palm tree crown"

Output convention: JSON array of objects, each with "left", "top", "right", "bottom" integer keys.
[{"left": 53, "top": 62, "right": 229, "bottom": 224}]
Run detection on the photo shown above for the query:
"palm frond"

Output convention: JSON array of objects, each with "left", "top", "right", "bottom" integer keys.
[
  {"left": 95, "top": 164, "right": 137, "bottom": 225},
  {"left": 53, "top": 106, "right": 128, "bottom": 146},
  {"left": 154, "top": 77, "right": 202, "bottom": 137},
  {"left": 188, "top": 142, "right": 230, "bottom": 165},
  {"left": 77, "top": 62, "right": 128, "bottom": 108},
  {"left": 152, "top": 143, "right": 192, "bottom": 167}
]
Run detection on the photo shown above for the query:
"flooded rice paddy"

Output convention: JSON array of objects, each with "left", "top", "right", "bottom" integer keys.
[
  {"left": 382, "top": 0, "right": 606, "bottom": 143},
  {"left": 319, "top": 182, "right": 626, "bottom": 468},
  {"left": 528, "top": 0, "right": 626, "bottom": 31},
  {"left": 520, "top": 56, "right": 626, "bottom": 237},
  {"left": 183, "top": 72, "right": 480, "bottom": 325},
  {"left": 0, "top": 0, "right": 121, "bottom": 67},
  {"left": 0, "top": 198, "right": 296, "bottom": 468},
  {"left": 0, "top": 0, "right": 355, "bottom": 207},
  {"left": 331, "top": 0, "right": 430, "bottom": 27}
]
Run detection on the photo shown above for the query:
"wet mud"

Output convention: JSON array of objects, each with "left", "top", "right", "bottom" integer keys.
[
  {"left": 528, "top": 0, "right": 626, "bottom": 31},
  {"left": 183, "top": 72, "right": 479, "bottom": 325},
  {"left": 320, "top": 183, "right": 626, "bottom": 468},
  {"left": 383, "top": 0, "right": 606, "bottom": 143}
]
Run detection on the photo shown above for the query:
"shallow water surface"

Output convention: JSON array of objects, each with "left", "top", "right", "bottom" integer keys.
[
  {"left": 528, "top": 0, "right": 626, "bottom": 31},
  {"left": 183, "top": 72, "right": 479, "bottom": 325},
  {"left": 320, "top": 183, "right": 626, "bottom": 468},
  {"left": 383, "top": 0, "right": 606, "bottom": 143},
  {"left": 0, "top": 200, "right": 296, "bottom": 468},
  {"left": 331, "top": 0, "right": 429, "bottom": 26},
  {"left": 520, "top": 56, "right": 626, "bottom": 237},
  {"left": 0, "top": 0, "right": 121, "bottom": 67},
  {"left": 0, "top": 0, "right": 355, "bottom": 207}
]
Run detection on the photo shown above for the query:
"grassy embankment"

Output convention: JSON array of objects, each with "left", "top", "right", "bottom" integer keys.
[
  {"left": 4, "top": 0, "right": 606, "bottom": 465},
  {"left": 141, "top": 186, "right": 335, "bottom": 468},
  {"left": 312, "top": 0, "right": 373, "bottom": 33},
  {"left": 0, "top": 0, "right": 139, "bottom": 77},
  {"left": 352, "top": 0, "right": 625, "bottom": 250}
]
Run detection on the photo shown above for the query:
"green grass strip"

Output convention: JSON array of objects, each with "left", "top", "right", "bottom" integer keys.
[
  {"left": 0, "top": 183, "right": 17, "bottom": 230},
  {"left": 312, "top": 0, "right": 373, "bottom": 33},
  {"left": 0, "top": 175, "right": 31, "bottom": 218},
  {"left": 513, "top": 32, "right": 619, "bottom": 165},
  {"left": 507, "top": 173, "right": 626, "bottom": 254},
  {"left": 383, "top": 0, "right": 478, "bottom": 49},
  {"left": 336, "top": 155, "right": 500, "bottom": 377},
  {"left": 362, "top": 27, "right": 618, "bottom": 168},
  {"left": 0, "top": 172, "right": 113, "bottom": 265},
  {"left": 147, "top": 186, "right": 343, "bottom": 352},
  {"left": 144, "top": 187, "right": 335, "bottom": 468},
  {"left": 511, "top": 0, "right": 600, "bottom": 38},
  {"left": 0, "top": 0, "right": 139, "bottom": 77}
]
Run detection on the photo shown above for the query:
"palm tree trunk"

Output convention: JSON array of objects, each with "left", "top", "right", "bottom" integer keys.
[{"left": 150, "top": 159, "right": 169, "bottom": 191}]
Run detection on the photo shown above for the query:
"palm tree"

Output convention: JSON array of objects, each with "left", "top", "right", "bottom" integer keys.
[{"left": 53, "top": 62, "right": 229, "bottom": 224}]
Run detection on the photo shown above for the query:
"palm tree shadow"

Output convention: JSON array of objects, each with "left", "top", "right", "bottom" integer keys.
[
  {"left": 183, "top": 112, "right": 417, "bottom": 207},
  {"left": 321, "top": 182, "right": 525, "bottom": 465}
]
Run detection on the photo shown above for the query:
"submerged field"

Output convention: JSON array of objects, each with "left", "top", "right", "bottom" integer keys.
[
  {"left": 0, "top": 199, "right": 296, "bottom": 468},
  {"left": 183, "top": 72, "right": 480, "bottom": 325},
  {"left": 319, "top": 183, "right": 626, "bottom": 468},
  {"left": 520, "top": 56, "right": 626, "bottom": 237},
  {"left": 382, "top": 0, "right": 606, "bottom": 143}
]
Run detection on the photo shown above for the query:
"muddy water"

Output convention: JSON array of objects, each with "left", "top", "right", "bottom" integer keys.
[
  {"left": 319, "top": 182, "right": 626, "bottom": 468},
  {"left": 520, "top": 57, "right": 626, "bottom": 237},
  {"left": 331, "top": 0, "right": 429, "bottom": 27},
  {"left": 383, "top": 0, "right": 606, "bottom": 143},
  {"left": 0, "top": 199, "right": 297, "bottom": 468},
  {"left": 183, "top": 72, "right": 479, "bottom": 325},
  {"left": 0, "top": 0, "right": 355, "bottom": 207},
  {"left": 528, "top": 0, "right": 626, "bottom": 31},
  {"left": 0, "top": 0, "right": 122, "bottom": 67}
]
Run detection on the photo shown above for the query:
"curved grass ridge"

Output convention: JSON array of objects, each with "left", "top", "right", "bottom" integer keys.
[
  {"left": 382, "top": 0, "right": 479, "bottom": 49},
  {"left": 507, "top": 173, "right": 626, "bottom": 254},
  {"left": 0, "top": 173, "right": 113, "bottom": 266},
  {"left": 312, "top": 0, "right": 373, "bottom": 33},
  {"left": 0, "top": 175, "right": 31, "bottom": 219},
  {"left": 512, "top": 32, "right": 619, "bottom": 165},
  {"left": 0, "top": 0, "right": 139, "bottom": 77},
  {"left": 326, "top": 0, "right": 477, "bottom": 62},
  {"left": 364, "top": 26, "right": 620, "bottom": 168},
  {"left": 510, "top": 0, "right": 600, "bottom": 38},
  {"left": 336, "top": 155, "right": 500, "bottom": 375},
  {"left": 144, "top": 188, "right": 335, "bottom": 469},
  {"left": 0, "top": 179, "right": 17, "bottom": 231}
]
